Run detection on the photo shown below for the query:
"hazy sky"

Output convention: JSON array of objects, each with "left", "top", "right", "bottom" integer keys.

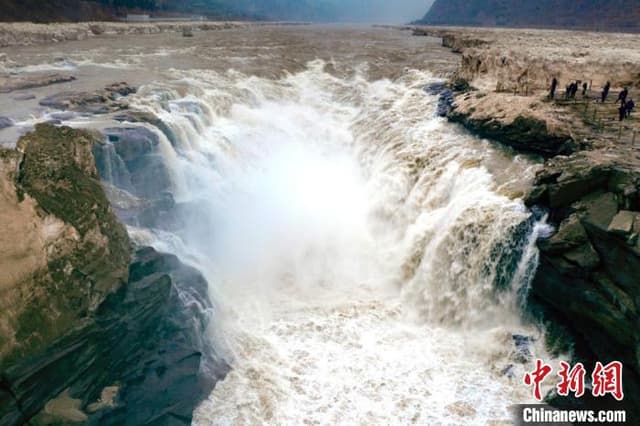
[
  {"left": 228, "top": 0, "right": 437, "bottom": 23},
  {"left": 331, "top": 0, "right": 436, "bottom": 23}
]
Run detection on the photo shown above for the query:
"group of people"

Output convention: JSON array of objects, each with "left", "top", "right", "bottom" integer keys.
[
  {"left": 565, "top": 81, "right": 588, "bottom": 99},
  {"left": 548, "top": 77, "right": 588, "bottom": 100},
  {"left": 598, "top": 81, "right": 634, "bottom": 121},
  {"left": 548, "top": 77, "right": 635, "bottom": 121},
  {"left": 614, "top": 86, "right": 635, "bottom": 121},
  {"left": 601, "top": 82, "right": 635, "bottom": 121}
]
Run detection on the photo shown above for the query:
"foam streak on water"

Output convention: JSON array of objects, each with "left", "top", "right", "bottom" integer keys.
[{"left": 124, "top": 60, "right": 557, "bottom": 425}]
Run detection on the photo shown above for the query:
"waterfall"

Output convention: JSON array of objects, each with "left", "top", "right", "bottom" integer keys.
[{"left": 99, "top": 60, "right": 560, "bottom": 424}]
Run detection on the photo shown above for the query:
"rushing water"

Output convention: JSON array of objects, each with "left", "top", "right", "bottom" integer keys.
[{"left": 1, "top": 25, "right": 562, "bottom": 425}]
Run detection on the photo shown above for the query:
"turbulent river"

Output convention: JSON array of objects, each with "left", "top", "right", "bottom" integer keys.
[{"left": 1, "top": 25, "right": 562, "bottom": 425}]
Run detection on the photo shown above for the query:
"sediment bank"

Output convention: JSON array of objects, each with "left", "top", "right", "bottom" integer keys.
[{"left": 0, "top": 21, "right": 309, "bottom": 48}]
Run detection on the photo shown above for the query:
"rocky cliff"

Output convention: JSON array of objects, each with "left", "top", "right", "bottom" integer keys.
[
  {"left": 0, "top": 124, "right": 131, "bottom": 368},
  {"left": 0, "top": 124, "right": 225, "bottom": 425},
  {"left": 430, "top": 26, "right": 640, "bottom": 420},
  {"left": 525, "top": 154, "right": 640, "bottom": 416},
  {"left": 419, "top": 0, "right": 640, "bottom": 32}
]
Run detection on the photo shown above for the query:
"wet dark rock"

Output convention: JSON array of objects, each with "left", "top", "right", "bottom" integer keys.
[
  {"left": 135, "top": 192, "right": 179, "bottom": 229},
  {"left": 113, "top": 111, "right": 178, "bottom": 147},
  {"left": 452, "top": 78, "right": 471, "bottom": 92},
  {"left": 501, "top": 364, "right": 516, "bottom": 379},
  {"left": 0, "top": 247, "right": 227, "bottom": 426},
  {"left": 424, "top": 79, "right": 456, "bottom": 117},
  {"left": 574, "top": 192, "right": 618, "bottom": 229},
  {"left": 525, "top": 160, "right": 640, "bottom": 420},
  {"left": 490, "top": 215, "right": 536, "bottom": 291},
  {"left": 103, "top": 127, "right": 159, "bottom": 162},
  {"left": 39, "top": 82, "right": 135, "bottom": 114},
  {"left": 0, "top": 116, "right": 12, "bottom": 129},
  {"left": 437, "top": 89, "right": 454, "bottom": 117},
  {"left": 539, "top": 214, "right": 588, "bottom": 253},
  {"left": 94, "top": 126, "right": 172, "bottom": 200},
  {"left": 449, "top": 111, "right": 574, "bottom": 157},
  {"left": 49, "top": 111, "right": 78, "bottom": 121},
  {"left": 424, "top": 81, "right": 447, "bottom": 95},
  {"left": 512, "top": 334, "right": 534, "bottom": 363}
]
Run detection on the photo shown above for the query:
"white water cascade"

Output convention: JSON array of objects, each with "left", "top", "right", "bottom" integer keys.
[{"left": 115, "top": 60, "right": 560, "bottom": 425}]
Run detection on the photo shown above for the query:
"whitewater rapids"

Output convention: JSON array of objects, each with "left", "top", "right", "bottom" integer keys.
[{"left": 120, "top": 61, "right": 558, "bottom": 424}]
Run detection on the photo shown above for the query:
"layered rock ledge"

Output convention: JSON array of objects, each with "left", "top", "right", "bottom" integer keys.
[{"left": 0, "top": 124, "right": 225, "bottom": 425}]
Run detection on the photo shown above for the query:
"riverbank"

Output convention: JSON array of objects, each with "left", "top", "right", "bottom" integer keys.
[
  {"left": 0, "top": 21, "right": 309, "bottom": 47},
  {"left": 412, "top": 25, "right": 640, "bottom": 418}
]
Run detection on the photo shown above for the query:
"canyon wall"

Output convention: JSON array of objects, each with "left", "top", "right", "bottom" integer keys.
[
  {"left": 431, "top": 27, "right": 640, "bottom": 420},
  {"left": 0, "top": 124, "right": 225, "bottom": 425}
]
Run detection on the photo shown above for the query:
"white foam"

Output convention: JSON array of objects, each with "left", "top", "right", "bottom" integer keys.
[{"left": 125, "top": 61, "right": 562, "bottom": 424}]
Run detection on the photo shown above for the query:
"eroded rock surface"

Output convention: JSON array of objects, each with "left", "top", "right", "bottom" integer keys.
[
  {"left": 524, "top": 149, "right": 640, "bottom": 419},
  {"left": 0, "top": 124, "right": 130, "bottom": 367},
  {"left": 0, "top": 124, "right": 225, "bottom": 425},
  {"left": 417, "top": 26, "right": 640, "bottom": 420},
  {"left": 39, "top": 82, "right": 135, "bottom": 114}
]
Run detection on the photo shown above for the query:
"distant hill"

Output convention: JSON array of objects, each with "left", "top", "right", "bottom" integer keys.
[
  {"left": 0, "top": 0, "right": 419, "bottom": 23},
  {"left": 417, "top": 0, "right": 640, "bottom": 32},
  {"left": 0, "top": 0, "right": 115, "bottom": 22},
  {"left": 0, "top": 0, "right": 248, "bottom": 22}
]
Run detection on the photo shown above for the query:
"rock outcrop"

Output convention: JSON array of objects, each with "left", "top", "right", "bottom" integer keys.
[
  {"left": 0, "top": 124, "right": 225, "bottom": 425},
  {"left": 39, "top": 82, "right": 135, "bottom": 114},
  {"left": 1, "top": 247, "right": 226, "bottom": 425},
  {"left": 424, "top": 25, "right": 640, "bottom": 419},
  {"left": 447, "top": 92, "right": 576, "bottom": 157},
  {"left": 0, "top": 124, "right": 131, "bottom": 368},
  {"left": 524, "top": 155, "right": 640, "bottom": 418},
  {"left": 0, "top": 117, "right": 12, "bottom": 129}
]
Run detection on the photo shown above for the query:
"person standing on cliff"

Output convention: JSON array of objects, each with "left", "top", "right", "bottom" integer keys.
[
  {"left": 626, "top": 99, "right": 635, "bottom": 117},
  {"left": 582, "top": 82, "right": 588, "bottom": 97},
  {"left": 566, "top": 82, "right": 577, "bottom": 99},
  {"left": 549, "top": 77, "right": 558, "bottom": 99},
  {"left": 617, "top": 87, "right": 629, "bottom": 105},
  {"left": 602, "top": 81, "right": 611, "bottom": 103},
  {"left": 619, "top": 103, "right": 626, "bottom": 121}
]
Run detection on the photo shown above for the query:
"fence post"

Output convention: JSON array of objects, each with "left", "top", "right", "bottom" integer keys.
[{"left": 618, "top": 123, "right": 623, "bottom": 140}]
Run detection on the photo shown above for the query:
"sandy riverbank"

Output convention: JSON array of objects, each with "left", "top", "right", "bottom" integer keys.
[{"left": 0, "top": 21, "right": 309, "bottom": 47}]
